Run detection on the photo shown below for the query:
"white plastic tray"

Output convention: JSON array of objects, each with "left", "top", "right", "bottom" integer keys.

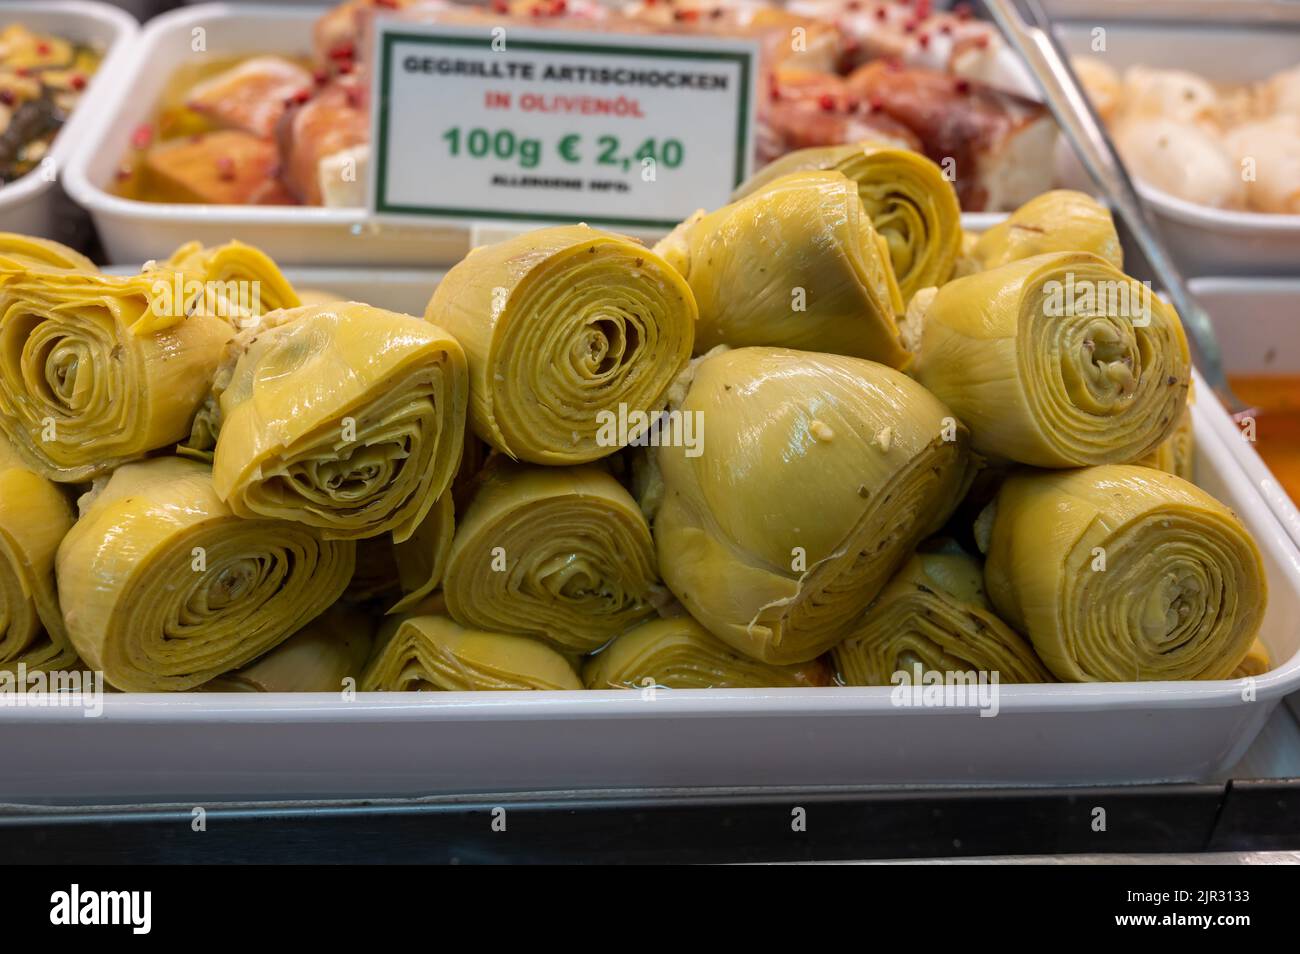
[
  {"left": 6, "top": 272, "right": 1300, "bottom": 801},
  {"left": 1054, "top": 12, "right": 1300, "bottom": 275},
  {"left": 0, "top": 1, "right": 138, "bottom": 239},
  {"left": 67, "top": 3, "right": 1006, "bottom": 266}
]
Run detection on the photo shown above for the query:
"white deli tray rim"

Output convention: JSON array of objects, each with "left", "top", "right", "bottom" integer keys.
[{"left": 1137, "top": 181, "right": 1300, "bottom": 235}]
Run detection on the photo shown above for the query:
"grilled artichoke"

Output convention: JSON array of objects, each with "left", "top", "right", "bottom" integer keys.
[
  {"left": 0, "top": 433, "right": 75, "bottom": 674},
  {"left": 655, "top": 170, "right": 908, "bottom": 366},
  {"left": 426, "top": 224, "right": 696, "bottom": 465},
  {"left": 1233, "top": 639, "right": 1271, "bottom": 678},
  {"left": 966, "top": 190, "right": 1123, "bottom": 271},
  {"left": 650, "top": 346, "right": 974, "bottom": 664},
  {"left": 980, "top": 464, "right": 1265, "bottom": 682},
  {"left": 361, "top": 613, "right": 582, "bottom": 691},
  {"left": 0, "top": 232, "right": 96, "bottom": 271},
  {"left": 831, "top": 545, "right": 1052, "bottom": 686},
  {"left": 443, "top": 458, "right": 661, "bottom": 653},
  {"left": 583, "top": 616, "right": 832, "bottom": 689},
  {"left": 914, "top": 252, "right": 1190, "bottom": 467},
  {"left": 56, "top": 457, "right": 355, "bottom": 691},
  {"left": 155, "top": 239, "right": 300, "bottom": 319},
  {"left": 735, "top": 142, "right": 961, "bottom": 300},
  {"left": 0, "top": 267, "right": 233, "bottom": 481},
  {"left": 198, "top": 302, "right": 467, "bottom": 542},
  {"left": 201, "top": 604, "right": 374, "bottom": 692},
  {"left": 388, "top": 490, "right": 456, "bottom": 613},
  {"left": 1134, "top": 397, "right": 1194, "bottom": 480}
]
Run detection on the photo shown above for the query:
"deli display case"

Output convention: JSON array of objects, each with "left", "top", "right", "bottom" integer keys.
[{"left": 0, "top": 0, "right": 1298, "bottom": 873}]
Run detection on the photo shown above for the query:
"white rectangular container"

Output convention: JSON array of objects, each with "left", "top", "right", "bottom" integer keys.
[
  {"left": 1053, "top": 8, "right": 1300, "bottom": 275},
  {"left": 66, "top": 3, "right": 1006, "bottom": 266},
  {"left": 2, "top": 269, "right": 1298, "bottom": 802},
  {"left": 0, "top": 1, "right": 138, "bottom": 240}
]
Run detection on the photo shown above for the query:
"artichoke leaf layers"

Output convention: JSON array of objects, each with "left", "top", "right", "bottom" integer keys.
[
  {"left": 966, "top": 190, "right": 1123, "bottom": 272},
  {"left": 915, "top": 252, "right": 1191, "bottom": 467},
  {"left": 0, "top": 232, "right": 97, "bottom": 272},
  {"left": 443, "top": 460, "right": 661, "bottom": 654},
  {"left": 201, "top": 604, "right": 374, "bottom": 692},
  {"left": 385, "top": 490, "right": 456, "bottom": 613},
  {"left": 585, "top": 616, "right": 833, "bottom": 690},
  {"left": 1134, "top": 398, "right": 1194, "bottom": 480},
  {"left": 656, "top": 170, "right": 908, "bottom": 367},
  {"left": 1233, "top": 639, "right": 1271, "bottom": 679},
  {"left": 0, "top": 268, "right": 234, "bottom": 481},
  {"left": 426, "top": 224, "right": 696, "bottom": 465},
  {"left": 832, "top": 548, "right": 1053, "bottom": 686},
  {"left": 651, "top": 347, "right": 975, "bottom": 664},
  {"left": 0, "top": 433, "right": 76, "bottom": 673},
  {"left": 209, "top": 302, "right": 468, "bottom": 542},
  {"left": 361, "top": 614, "right": 582, "bottom": 691},
  {"left": 56, "top": 458, "right": 355, "bottom": 691},
  {"left": 734, "top": 143, "right": 962, "bottom": 301},
  {"left": 155, "top": 240, "right": 301, "bottom": 318},
  {"left": 982, "top": 465, "right": 1266, "bottom": 682}
]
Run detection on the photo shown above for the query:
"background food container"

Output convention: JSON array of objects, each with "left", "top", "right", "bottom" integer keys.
[
  {"left": 67, "top": 2, "right": 1007, "bottom": 266},
  {"left": 1053, "top": 6, "right": 1300, "bottom": 275},
  {"left": 0, "top": 1, "right": 138, "bottom": 240},
  {"left": 64, "top": 3, "right": 477, "bottom": 266},
  {"left": 1188, "top": 277, "right": 1300, "bottom": 551},
  {"left": 4, "top": 271, "right": 1300, "bottom": 803}
]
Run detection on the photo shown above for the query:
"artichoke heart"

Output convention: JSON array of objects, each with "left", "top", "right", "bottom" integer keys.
[
  {"left": 201, "top": 603, "right": 374, "bottom": 692},
  {"left": 426, "top": 224, "right": 696, "bottom": 465},
  {"left": 349, "top": 490, "right": 456, "bottom": 612},
  {"left": 55, "top": 457, "right": 355, "bottom": 691},
  {"left": 966, "top": 190, "right": 1123, "bottom": 272},
  {"left": 584, "top": 616, "right": 832, "bottom": 690},
  {"left": 656, "top": 170, "right": 908, "bottom": 367},
  {"left": 442, "top": 459, "right": 661, "bottom": 654},
  {"left": 1233, "top": 638, "right": 1271, "bottom": 678},
  {"left": 981, "top": 464, "right": 1266, "bottom": 682},
  {"left": 1133, "top": 396, "right": 1194, "bottom": 480},
  {"left": 152, "top": 240, "right": 300, "bottom": 323},
  {"left": 0, "top": 266, "right": 234, "bottom": 481},
  {"left": 832, "top": 546, "right": 1053, "bottom": 686},
  {"left": 361, "top": 613, "right": 582, "bottom": 691},
  {"left": 348, "top": 429, "right": 484, "bottom": 609},
  {"left": 915, "top": 251, "right": 1191, "bottom": 467},
  {"left": 0, "top": 232, "right": 97, "bottom": 272},
  {"left": 205, "top": 302, "right": 468, "bottom": 542},
  {"left": 650, "top": 346, "right": 975, "bottom": 665},
  {"left": 735, "top": 143, "right": 961, "bottom": 301},
  {"left": 0, "top": 432, "right": 76, "bottom": 673}
]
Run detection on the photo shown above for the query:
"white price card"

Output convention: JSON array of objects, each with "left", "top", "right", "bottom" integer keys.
[{"left": 368, "top": 22, "right": 757, "bottom": 230}]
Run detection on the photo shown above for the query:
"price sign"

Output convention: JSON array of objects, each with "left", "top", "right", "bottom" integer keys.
[{"left": 369, "top": 22, "right": 757, "bottom": 229}]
